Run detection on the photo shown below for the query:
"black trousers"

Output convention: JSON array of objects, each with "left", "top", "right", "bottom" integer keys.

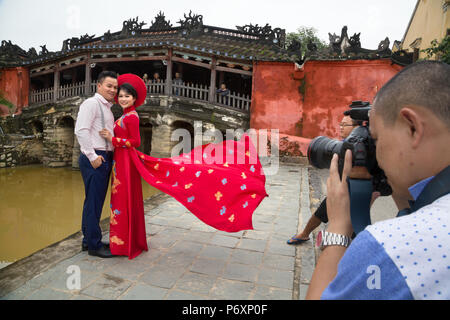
[{"left": 79, "top": 150, "right": 113, "bottom": 250}]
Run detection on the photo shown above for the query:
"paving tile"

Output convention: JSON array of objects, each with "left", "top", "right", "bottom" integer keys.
[
  {"left": 174, "top": 272, "right": 216, "bottom": 295},
  {"left": 267, "top": 237, "right": 296, "bottom": 257},
  {"left": 299, "top": 284, "right": 309, "bottom": 300},
  {"left": 199, "top": 245, "right": 233, "bottom": 261},
  {"left": 120, "top": 283, "right": 169, "bottom": 300},
  {"left": 190, "top": 257, "right": 226, "bottom": 277},
  {"left": 257, "top": 267, "right": 294, "bottom": 290},
  {"left": 27, "top": 287, "right": 74, "bottom": 300},
  {"left": 251, "top": 285, "right": 292, "bottom": 300},
  {"left": 169, "top": 240, "right": 204, "bottom": 256},
  {"left": 243, "top": 230, "right": 271, "bottom": 240},
  {"left": 165, "top": 290, "right": 205, "bottom": 300},
  {"left": 1, "top": 283, "right": 39, "bottom": 300},
  {"left": 252, "top": 222, "right": 273, "bottom": 232},
  {"left": 45, "top": 269, "right": 100, "bottom": 292},
  {"left": 210, "top": 234, "right": 240, "bottom": 248},
  {"left": 262, "top": 253, "right": 295, "bottom": 271},
  {"left": 210, "top": 279, "right": 254, "bottom": 300},
  {"left": 103, "top": 259, "right": 151, "bottom": 281},
  {"left": 230, "top": 249, "right": 263, "bottom": 265},
  {"left": 182, "top": 231, "right": 215, "bottom": 244},
  {"left": 156, "top": 251, "right": 197, "bottom": 268},
  {"left": 132, "top": 248, "right": 164, "bottom": 265},
  {"left": 237, "top": 238, "right": 267, "bottom": 253},
  {"left": 139, "top": 264, "right": 186, "bottom": 289},
  {"left": 222, "top": 263, "right": 259, "bottom": 283},
  {"left": 81, "top": 274, "right": 133, "bottom": 300}
]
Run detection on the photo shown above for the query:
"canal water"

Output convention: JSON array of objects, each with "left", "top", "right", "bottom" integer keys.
[{"left": 0, "top": 165, "right": 159, "bottom": 268}]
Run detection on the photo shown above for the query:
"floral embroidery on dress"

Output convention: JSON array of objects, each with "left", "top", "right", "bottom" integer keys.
[
  {"left": 111, "top": 161, "right": 121, "bottom": 194},
  {"left": 215, "top": 191, "right": 223, "bottom": 201},
  {"left": 110, "top": 235, "right": 124, "bottom": 245}
]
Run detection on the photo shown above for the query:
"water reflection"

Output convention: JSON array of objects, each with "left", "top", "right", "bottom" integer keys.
[{"left": 0, "top": 165, "right": 160, "bottom": 265}]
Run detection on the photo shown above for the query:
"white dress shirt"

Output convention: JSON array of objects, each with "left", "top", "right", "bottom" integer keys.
[{"left": 75, "top": 93, "right": 115, "bottom": 162}]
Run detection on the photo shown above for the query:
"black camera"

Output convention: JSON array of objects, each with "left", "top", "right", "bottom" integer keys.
[{"left": 307, "top": 101, "right": 392, "bottom": 196}]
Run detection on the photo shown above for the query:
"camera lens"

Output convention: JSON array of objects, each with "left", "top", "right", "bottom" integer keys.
[{"left": 307, "top": 136, "right": 343, "bottom": 169}]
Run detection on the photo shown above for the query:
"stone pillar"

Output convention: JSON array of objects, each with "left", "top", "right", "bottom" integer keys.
[
  {"left": 72, "top": 134, "right": 80, "bottom": 169},
  {"left": 209, "top": 57, "right": 217, "bottom": 103},
  {"left": 150, "top": 124, "right": 172, "bottom": 158}
]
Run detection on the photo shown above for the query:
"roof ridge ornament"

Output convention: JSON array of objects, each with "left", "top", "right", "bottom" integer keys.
[
  {"left": 236, "top": 23, "right": 285, "bottom": 48},
  {"left": 121, "top": 16, "right": 147, "bottom": 37},
  {"left": 178, "top": 11, "right": 204, "bottom": 37},
  {"left": 149, "top": 11, "right": 173, "bottom": 31}
]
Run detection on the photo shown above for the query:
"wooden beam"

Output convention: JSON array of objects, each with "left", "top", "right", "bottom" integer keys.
[
  {"left": 85, "top": 52, "right": 92, "bottom": 96},
  {"left": 30, "top": 68, "right": 55, "bottom": 78},
  {"left": 53, "top": 65, "right": 60, "bottom": 102},
  {"left": 172, "top": 56, "right": 212, "bottom": 70},
  {"left": 58, "top": 60, "right": 88, "bottom": 72},
  {"left": 166, "top": 49, "right": 173, "bottom": 95},
  {"left": 90, "top": 56, "right": 168, "bottom": 63},
  {"left": 216, "top": 65, "right": 252, "bottom": 76},
  {"left": 208, "top": 57, "right": 217, "bottom": 103}
]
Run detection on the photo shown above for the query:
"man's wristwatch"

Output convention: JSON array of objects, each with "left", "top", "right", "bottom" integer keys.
[{"left": 316, "top": 230, "right": 351, "bottom": 249}]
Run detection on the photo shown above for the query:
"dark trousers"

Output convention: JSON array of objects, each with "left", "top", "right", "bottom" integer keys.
[{"left": 79, "top": 150, "right": 113, "bottom": 250}]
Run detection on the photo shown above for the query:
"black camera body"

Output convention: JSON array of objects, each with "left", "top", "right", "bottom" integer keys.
[{"left": 307, "top": 101, "right": 392, "bottom": 196}]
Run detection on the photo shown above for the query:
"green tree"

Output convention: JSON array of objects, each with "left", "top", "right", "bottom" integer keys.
[
  {"left": 286, "top": 26, "right": 328, "bottom": 57},
  {"left": 421, "top": 36, "right": 450, "bottom": 64}
]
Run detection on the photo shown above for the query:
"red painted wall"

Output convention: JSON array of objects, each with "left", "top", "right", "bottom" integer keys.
[
  {"left": 251, "top": 59, "right": 403, "bottom": 143},
  {"left": 0, "top": 67, "right": 30, "bottom": 117}
]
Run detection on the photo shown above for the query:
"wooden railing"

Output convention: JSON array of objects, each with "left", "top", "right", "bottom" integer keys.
[
  {"left": 172, "top": 81, "right": 209, "bottom": 102},
  {"left": 29, "top": 87, "right": 54, "bottom": 105},
  {"left": 146, "top": 79, "right": 166, "bottom": 95},
  {"left": 30, "top": 80, "right": 250, "bottom": 111},
  {"left": 215, "top": 92, "right": 251, "bottom": 111},
  {"left": 58, "top": 82, "right": 85, "bottom": 99}
]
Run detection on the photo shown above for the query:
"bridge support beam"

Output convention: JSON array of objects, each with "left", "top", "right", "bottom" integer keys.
[{"left": 208, "top": 57, "right": 217, "bottom": 103}]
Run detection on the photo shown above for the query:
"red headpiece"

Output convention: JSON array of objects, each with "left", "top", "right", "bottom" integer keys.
[{"left": 115, "top": 74, "right": 147, "bottom": 108}]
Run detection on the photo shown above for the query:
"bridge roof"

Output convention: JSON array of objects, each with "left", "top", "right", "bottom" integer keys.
[{"left": 1, "top": 12, "right": 297, "bottom": 68}]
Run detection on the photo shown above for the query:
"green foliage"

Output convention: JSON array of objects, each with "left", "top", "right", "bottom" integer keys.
[
  {"left": 0, "top": 91, "right": 15, "bottom": 114},
  {"left": 286, "top": 26, "right": 328, "bottom": 57},
  {"left": 421, "top": 36, "right": 450, "bottom": 64}
]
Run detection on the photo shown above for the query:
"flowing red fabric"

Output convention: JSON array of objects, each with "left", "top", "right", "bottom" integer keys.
[{"left": 109, "top": 106, "right": 268, "bottom": 259}]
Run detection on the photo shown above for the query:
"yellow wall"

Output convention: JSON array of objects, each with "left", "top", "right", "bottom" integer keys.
[{"left": 402, "top": 0, "right": 450, "bottom": 59}]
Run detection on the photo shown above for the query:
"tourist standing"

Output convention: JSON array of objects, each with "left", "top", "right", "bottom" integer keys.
[{"left": 75, "top": 71, "right": 118, "bottom": 258}]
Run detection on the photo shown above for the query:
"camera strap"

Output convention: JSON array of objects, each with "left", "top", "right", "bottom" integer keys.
[
  {"left": 347, "top": 178, "right": 373, "bottom": 235},
  {"left": 397, "top": 165, "right": 450, "bottom": 217}
]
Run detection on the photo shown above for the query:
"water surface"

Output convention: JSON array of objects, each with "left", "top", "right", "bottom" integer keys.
[{"left": 0, "top": 165, "right": 159, "bottom": 266}]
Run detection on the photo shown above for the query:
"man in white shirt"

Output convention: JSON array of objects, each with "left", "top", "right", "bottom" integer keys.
[{"left": 75, "top": 71, "right": 118, "bottom": 258}]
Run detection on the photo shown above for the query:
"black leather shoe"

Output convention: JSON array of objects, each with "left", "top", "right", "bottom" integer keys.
[
  {"left": 82, "top": 242, "right": 110, "bottom": 252},
  {"left": 88, "top": 246, "right": 114, "bottom": 258}
]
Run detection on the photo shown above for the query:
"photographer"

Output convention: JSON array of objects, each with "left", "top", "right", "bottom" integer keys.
[
  {"left": 306, "top": 61, "right": 450, "bottom": 300},
  {"left": 286, "top": 115, "right": 378, "bottom": 245}
]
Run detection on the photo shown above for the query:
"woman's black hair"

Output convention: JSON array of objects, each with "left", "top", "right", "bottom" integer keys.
[{"left": 119, "top": 83, "right": 138, "bottom": 99}]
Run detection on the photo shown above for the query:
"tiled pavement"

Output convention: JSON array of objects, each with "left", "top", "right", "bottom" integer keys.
[{"left": 1, "top": 164, "right": 317, "bottom": 300}]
